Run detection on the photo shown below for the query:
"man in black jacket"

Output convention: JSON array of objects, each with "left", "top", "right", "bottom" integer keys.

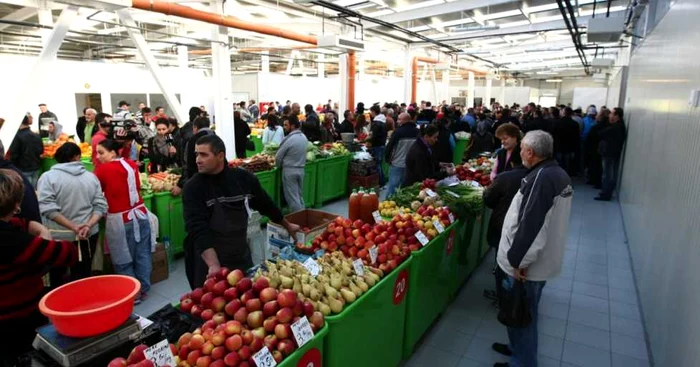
[
  {"left": 38, "top": 103, "right": 58, "bottom": 138},
  {"left": 552, "top": 107, "right": 581, "bottom": 176},
  {"left": 9, "top": 115, "right": 43, "bottom": 187},
  {"left": 338, "top": 110, "right": 355, "bottom": 135},
  {"left": 301, "top": 104, "right": 321, "bottom": 142},
  {"left": 596, "top": 107, "right": 627, "bottom": 201},
  {"left": 385, "top": 113, "right": 418, "bottom": 196},
  {"left": 369, "top": 104, "right": 388, "bottom": 186}
]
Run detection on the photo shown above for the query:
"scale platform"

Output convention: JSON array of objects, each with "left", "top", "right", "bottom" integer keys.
[{"left": 32, "top": 315, "right": 143, "bottom": 367}]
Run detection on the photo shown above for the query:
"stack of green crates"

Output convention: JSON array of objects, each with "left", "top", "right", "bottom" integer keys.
[
  {"left": 315, "top": 155, "right": 350, "bottom": 206},
  {"left": 254, "top": 168, "right": 279, "bottom": 206}
]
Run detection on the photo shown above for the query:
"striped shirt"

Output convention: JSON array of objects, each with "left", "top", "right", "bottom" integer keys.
[{"left": 0, "top": 218, "right": 78, "bottom": 321}]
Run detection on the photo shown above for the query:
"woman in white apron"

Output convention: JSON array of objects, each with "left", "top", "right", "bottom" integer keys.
[{"left": 94, "top": 139, "right": 152, "bottom": 302}]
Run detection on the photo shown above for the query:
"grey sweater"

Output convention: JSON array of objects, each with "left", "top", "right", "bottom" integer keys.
[
  {"left": 37, "top": 161, "right": 108, "bottom": 240},
  {"left": 275, "top": 130, "right": 308, "bottom": 169}
]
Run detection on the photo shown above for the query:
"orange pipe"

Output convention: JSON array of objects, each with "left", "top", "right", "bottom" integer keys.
[
  {"left": 188, "top": 45, "right": 316, "bottom": 55},
  {"left": 132, "top": 0, "right": 318, "bottom": 46},
  {"left": 348, "top": 52, "right": 356, "bottom": 111},
  {"left": 411, "top": 57, "right": 438, "bottom": 104}
]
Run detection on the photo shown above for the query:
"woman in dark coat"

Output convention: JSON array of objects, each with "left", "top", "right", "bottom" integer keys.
[
  {"left": 433, "top": 118, "right": 455, "bottom": 164},
  {"left": 403, "top": 125, "right": 450, "bottom": 186},
  {"left": 490, "top": 123, "right": 522, "bottom": 180}
]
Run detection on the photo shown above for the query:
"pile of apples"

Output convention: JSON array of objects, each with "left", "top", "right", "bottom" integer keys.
[
  {"left": 173, "top": 268, "right": 324, "bottom": 366},
  {"left": 107, "top": 343, "right": 177, "bottom": 367}
]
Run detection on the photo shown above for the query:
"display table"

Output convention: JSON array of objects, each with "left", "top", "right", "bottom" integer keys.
[
  {"left": 324, "top": 258, "right": 411, "bottom": 367},
  {"left": 479, "top": 207, "right": 493, "bottom": 261},
  {"left": 315, "top": 155, "right": 351, "bottom": 206},
  {"left": 449, "top": 216, "right": 478, "bottom": 298}
]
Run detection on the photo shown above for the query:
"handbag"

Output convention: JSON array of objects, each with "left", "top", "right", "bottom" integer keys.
[
  {"left": 497, "top": 270, "right": 533, "bottom": 328},
  {"left": 245, "top": 138, "right": 256, "bottom": 151}
]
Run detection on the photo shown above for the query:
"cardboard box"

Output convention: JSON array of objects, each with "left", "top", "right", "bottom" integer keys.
[
  {"left": 150, "top": 243, "right": 169, "bottom": 284},
  {"left": 267, "top": 209, "right": 338, "bottom": 256}
]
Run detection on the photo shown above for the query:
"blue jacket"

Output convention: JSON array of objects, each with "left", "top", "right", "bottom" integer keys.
[
  {"left": 462, "top": 114, "right": 477, "bottom": 131},
  {"left": 582, "top": 116, "right": 596, "bottom": 139}
]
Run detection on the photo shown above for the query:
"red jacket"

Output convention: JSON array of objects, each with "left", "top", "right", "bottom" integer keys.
[
  {"left": 0, "top": 218, "right": 77, "bottom": 321},
  {"left": 94, "top": 159, "right": 144, "bottom": 214}
]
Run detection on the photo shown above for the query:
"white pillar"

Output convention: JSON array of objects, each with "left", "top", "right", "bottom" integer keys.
[
  {"left": 317, "top": 53, "right": 325, "bottom": 78},
  {"left": 443, "top": 63, "right": 451, "bottom": 105},
  {"left": 1, "top": 5, "right": 78, "bottom": 149},
  {"left": 403, "top": 46, "right": 412, "bottom": 103},
  {"left": 430, "top": 69, "right": 438, "bottom": 105},
  {"left": 210, "top": 0, "right": 235, "bottom": 160},
  {"left": 177, "top": 24, "right": 188, "bottom": 70},
  {"left": 118, "top": 9, "right": 185, "bottom": 124},
  {"left": 500, "top": 77, "right": 507, "bottom": 106},
  {"left": 467, "top": 71, "right": 475, "bottom": 108},
  {"left": 261, "top": 52, "right": 270, "bottom": 73},
  {"left": 338, "top": 53, "right": 348, "bottom": 115},
  {"left": 485, "top": 77, "right": 493, "bottom": 108}
]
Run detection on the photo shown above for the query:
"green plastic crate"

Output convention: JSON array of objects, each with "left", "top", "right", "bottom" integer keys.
[
  {"left": 81, "top": 158, "right": 94, "bottom": 172},
  {"left": 278, "top": 324, "right": 328, "bottom": 367},
  {"left": 153, "top": 192, "right": 172, "bottom": 241},
  {"left": 403, "top": 222, "right": 458, "bottom": 358},
  {"left": 467, "top": 212, "right": 484, "bottom": 274},
  {"left": 255, "top": 168, "right": 279, "bottom": 207},
  {"left": 170, "top": 195, "right": 186, "bottom": 255},
  {"left": 142, "top": 194, "right": 153, "bottom": 213},
  {"left": 315, "top": 155, "right": 350, "bottom": 206},
  {"left": 453, "top": 139, "right": 469, "bottom": 164},
  {"left": 303, "top": 161, "right": 317, "bottom": 208},
  {"left": 41, "top": 157, "right": 57, "bottom": 174},
  {"left": 479, "top": 208, "right": 493, "bottom": 261},
  {"left": 324, "top": 257, "right": 412, "bottom": 367},
  {"left": 449, "top": 216, "right": 477, "bottom": 298}
]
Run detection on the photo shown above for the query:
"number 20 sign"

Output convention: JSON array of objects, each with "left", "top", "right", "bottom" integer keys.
[{"left": 393, "top": 270, "right": 409, "bottom": 305}]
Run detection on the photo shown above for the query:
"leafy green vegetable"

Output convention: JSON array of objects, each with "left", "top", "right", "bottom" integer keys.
[
  {"left": 437, "top": 185, "right": 484, "bottom": 217},
  {"left": 388, "top": 183, "right": 422, "bottom": 208}
]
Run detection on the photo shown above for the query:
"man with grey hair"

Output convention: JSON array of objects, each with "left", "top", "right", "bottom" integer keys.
[
  {"left": 77, "top": 108, "right": 98, "bottom": 144},
  {"left": 491, "top": 130, "right": 573, "bottom": 367}
]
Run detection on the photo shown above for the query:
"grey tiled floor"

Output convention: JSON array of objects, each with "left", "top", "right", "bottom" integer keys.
[{"left": 135, "top": 183, "right": 651, "bottom": 367}]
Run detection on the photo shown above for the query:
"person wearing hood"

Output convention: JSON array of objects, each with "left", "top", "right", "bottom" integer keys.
[
  {"left": 0, "top": 156, "right": 41, "bottom": 223},
  {"left": 368, "top": 104, "right": 388, "bottom": 186},
  {"left": 48, "top": 121, "right": 64, "bottom": 142},
  {"left": 37, "top": 142, "right": 107, "bottom": 286}
]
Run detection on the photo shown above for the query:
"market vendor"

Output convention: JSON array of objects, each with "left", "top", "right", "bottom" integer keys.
[
  {"left": 403, "top": 124, "right": 455, "bottom": 187},
  {"left": 183, "top": 135, "right": 299, "bottom": 289}
]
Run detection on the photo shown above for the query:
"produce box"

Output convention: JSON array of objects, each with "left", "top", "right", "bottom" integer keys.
[
  {"left": 466, "top": 212, "right": 484, "bottom": 275},
  {"left": 479, "top": 207, "right": 493, "bottom": 261},
  {"left": 347, "top": 172, "right": 380, "bottom": 192},
  {"left": 315, "top": 155, "right": 350, "bottom": 206},
  {"left": 41, "top": 157, "right": 57, "bottom": 174},
  {"left": 403, "top": 222, "right": 458, "bottom": 358},
  {"left": 453, "top": 139, "right": 469, "bottom": 164},
  {"left": 153, "top": 192, "right": 172, "bottom": 241},
  {"left": 349, "top": 159, "right": 378, "bottom": 176},
  {"left": 150, "top": 242, "right": 169, "bottom": 284},
  {"left": 324, "top": 257, "right": 412, "bottom": 367},
  {"left": 81, "top": 158, "right": 94, "bottom": 172},
  {"left": 142, "top": 193, "right": 153, "bottom": 213},
  {"left": 267, "top": 209, "right": 336, "bottom": 256},
  {"left": 152, "top": 192, "right": 186, "bottom": 255},
  {"left": 279, "top": 323, "right": 328, "bottom": 367},
  {"left": 304, "top": 161, "right": 317, "bottom": 208},
  {"left": 255, "top": 167, "right": 280, "bottom": 207}
]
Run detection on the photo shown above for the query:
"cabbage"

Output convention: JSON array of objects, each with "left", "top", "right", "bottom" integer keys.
[{"left": 306, "top": 151, "right": 316, "bottom": 161}]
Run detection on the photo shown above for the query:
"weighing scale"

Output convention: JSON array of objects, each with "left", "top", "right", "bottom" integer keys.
[{"left": 31, "top": 315, "right": 143, "bottom": 367}]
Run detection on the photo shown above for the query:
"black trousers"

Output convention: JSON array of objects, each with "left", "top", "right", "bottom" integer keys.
[{"left": 0, "top": 310, "right": 47, "bottom": 367}]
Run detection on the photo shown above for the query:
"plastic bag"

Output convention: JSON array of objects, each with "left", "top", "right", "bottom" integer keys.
[
  {"left": 497, "top": 271, "right": 532, "bottom": 328},
  {"left": 248, "top": 211, "right": 270, "bottom": 266}
]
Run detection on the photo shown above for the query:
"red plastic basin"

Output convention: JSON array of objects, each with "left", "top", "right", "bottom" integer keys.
[{"left": 39, "top": 275, "right": 141, "bottom": 338}]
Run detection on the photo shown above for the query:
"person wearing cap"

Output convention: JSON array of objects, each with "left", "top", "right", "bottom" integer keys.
[
  {"left": 114, "top": 100, "right": 131, "bottom": 121},
  {"left": 38, "top": 103, "right": 58, "bottom": 139}
]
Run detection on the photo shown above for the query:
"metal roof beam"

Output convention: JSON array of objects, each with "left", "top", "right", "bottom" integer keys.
[
  {"left": 364, "top": 0, "right": 514, "bottom": 29},
  {"left": 0, "top": 6, "right": 40, "bottom": 31}
]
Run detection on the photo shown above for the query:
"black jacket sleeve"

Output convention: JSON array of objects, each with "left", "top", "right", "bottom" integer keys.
[
  {"left": 183, "top": 178, "right": 214, "bottom": 255},
  {"left": 384, "top": 131, "right": 398, "bottom": 164},
  {"left": 483, "top": 175, "right": 505, "bottom": 210}
]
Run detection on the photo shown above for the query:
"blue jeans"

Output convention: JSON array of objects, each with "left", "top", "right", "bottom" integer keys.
[
  {"left": 507, "top": 276, "right": 546, "bottom": 367},
  {"left": 113, "top": 218, "right": 152, "bottom": 294},
  {"left": 20, "top": 170, "right": 39, "bottom": 189},
  {"left": 386, "top": 165, "right": 405, "bottom": 198},
  {"left": 600, "top": 156, "right": 619, "bottom": 199},
  {"left": 371, "top": 146, "right": 386, "bottom": 185}
]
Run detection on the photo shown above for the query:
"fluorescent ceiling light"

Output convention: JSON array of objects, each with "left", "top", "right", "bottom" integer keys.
[
  {"left": 407, "top": 25, "right": 431, "bottom": 32},
  {"left": 481, "top": 9, "right": 522, "bottom": 20},
  {"left": 433, "top": 18, "right": 475, "bottom": 28},
  {"left": 546, "top": 79, "right": 563, "bottom": 82},
  {"left": 366, "top": 9, "right": 394, "bottom": 17},
  {"left": 394, "top": 0, "right": 444, "bottom": 12},
  {"left": 450, "top": 24, "right": 499, "bottom": 32}
]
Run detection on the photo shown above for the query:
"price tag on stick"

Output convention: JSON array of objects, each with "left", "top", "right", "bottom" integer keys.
[
  {"left": 291, "top": 316, "right": 315, "bottom": 348},
  {"left": 425, "top": 188, "right": 437, "bottom": 197},
  {"left": 448, "top": 213, "right": 455, "bottom": 224},
  {"left": 303, "top": 258, "right": 321, "bottom": 277},
  {"left": 433, "top": 220, "right": 445, "bottom": 234},
  {"left": 143, "top": 339, "right": 175, "bottom": 367},
  {"left": 415, "top": 231, "right": 429, "bottom": 246},
  {"left": 369, "top": 246, "right": 378, "bottom": 265},
  {"left": 252, "top": 346, "right": 277, "bottom": 367},
  {"left": 372, "top": 210, "right": 382, "bottom": 223},
  {"left": 352, "top": 259, "right": 365, "bottom": 276}
]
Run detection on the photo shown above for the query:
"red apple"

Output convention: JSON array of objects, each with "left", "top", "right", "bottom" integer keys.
[
  {"left": 211, "top": 331, "right": 226, "bottom": 347},
  {"left": 263, "top": 316, "right": 278, "bottom": 333},
  {"left": 187, "top": 350, "right": 202, "bottom": 366},
  {"left": 259, "top": 287, "right": 278, "bottom": 303},
  {"left": 210, "top": 360, "right": 225, "bottom": 367},
  {"left": 238, "top": 345, "right": 252, "bottom": 361},
  {"left": 225, "top": 334, "right": 243, "bottom": 352},
  {"left": 108, "top": 357, "right": 127, "bottom": 367},
  {"left": 202, "top": 320, "right": 217, "bottom": 331},
  {"left": 227, "top": 269, "right": 245, "bottom": 287},
  {"left": 344, "top": 228, "right": 352, "bottom": 238},
  {"left": 202, "top": 341, "right": 215, "bottom": 355},
  {"left": 277, "top": 339, "right": 296, "bottom": 356},
  {"left": 239, "top": 362, "right": 250, "bottom": 367},
  {"left": 274, "top": 323, "right": 291, "bottom": 339},
  {"left": 196, "top": 356, "right": 212, "bottom": 367},
  {"left": 188, "top": 334, "right": 206, "bottom": 350},
  {"left": 201, "top": 309, "right": 214, "bottom": 321},
  {"left": 236, "top": 278, "right": 253, "bottom": 293},
  {"left": 272, "top": 350, "right": 283, "bottom": 363},
  {"left": 204, "top": 278, "right": 216, "bottom": 293},
  {"left": 247, "top": 310, "right": 264, "bottom": 328},
  {"left": 180, "top": 298, "right": 194, "bottom": 313},
  {"left": 178, "top": 332, "right": 193, "bottom": 348},
  {"left": 224, "top": 320, "right": 242, "bottom": 335},
  {"left": 361, "top": 223, "right": 372, "bottom": 234},
  {"left": 302, "top": 300, "right": 315, "bottom": 317},
  {"left": 245, "top": 298, "right": 262, "bottom": 312},
  {"left": 213, "top": 280, "right": 228, "bottom": 296},
  {"left": 240, "top": 290, "right": 255, "bottom": 304},
  {"left": 276, "top": 307, "right": 294, "bottom": 323},
  {"left": 352, "top": 219, "right": 363, "bottom": 229},
  {"left": 250, "top": 336, "right": 264, "bottom": 352},
  {"left": 342, "top": 218, "right": 352, "bottom": 228},
  {"left": 211, "top": 297, "right": 227, "bottom": 313},
  {"left": 310, "top": 311, "right": 325, "bottom": 329},
  {"left": 233, "top": 307, "right": 248, "bottom": 324},
  {"left": 225, "top": 299, "right": 242, "bottom": 317},
  {"left": 216, "top": 267, "right": 230, "bottom": 281},
  {"left": 178, "top": 345, "right": 190, "bottom": 361},
  {"left": 292, "top": 300, "right": 304, "bottom": 317},
  {"left": 224, "top": 352, "right": 240, "bottom": 366},
  {"left": 223, "top": 287, "right": 239, "bottom": 302},
  {"left": 241, "top": 330, "right": 253, "bottom": 345},
  {"left": 211, "top": 345, "right": 226, "bottom": 360},
  {"left": 263, "top": 300, "right": 279, "bottom": 317},
  {"left": 277, "top": 289, "right": 297, "bottom": 308},
  {"left": 212, "top": 312, "right": 227, "bottom": 325},
  {"left": 191, "top": 305, "right": 203, "bottom": 317},
  {"left": 201, "top": 292, "right": 215, "bottom": 309},
  {"left": 251, "top": 327, "right": 266, "bottom": 340},
  {"left": 252, "top": 277, "right": 270, "bottom": 294},
  {"left": 191, "top": 288, "right": 204, "bottom": 304},
  {"left": 264, "top": 334, "right": 278, "bottom": 350}
]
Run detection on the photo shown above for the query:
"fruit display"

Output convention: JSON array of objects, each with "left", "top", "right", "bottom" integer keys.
[
  {"left": 378, "top": 200, "right": 411, "bottom": 218},
  {"left": 228, "top": 154, "right": 275, "bottom": 172},
  {"left": 42, "top": 135, "right": 80, "bottom": 158},
  {"left": 106, "top": 343, "right": 177, "bottom": 367},
  {"left": 147, "top": 172, "right": 181, "bottom": 192},
  {"left": 175, "top": 267, "right": 325, "bottom": 366},
  {"left": 318, "top": 142, "right": 349, "bottom": 157},
  {"left": 253, "top": 253, "right": 384, "bottom": 315},
  {"left": 455, "top": 163, "right": 492, "bottom": 187},
  {"left": 420, "top": 178, "right": 437, "bottom": 191},
  {"left": 437, "top": 184, "right": 484, "bottom": 217}
]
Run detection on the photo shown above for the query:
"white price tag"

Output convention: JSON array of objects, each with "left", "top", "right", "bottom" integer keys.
[
  {"left": 136, "top": 315, "right": 153, "bottom": 330},
  {"left": 252, "top": 346, "right": 277, "bottom": 367},
  {"left": 144, "top": 340, "right": 175, "bottom": 367},
  {"left": 369, "top": 246, "right": 378, "bottom": 264},
  {"left": 291, "top": 316, "right": 315, "bottom": 348},
  {"left": 372, "top": 210, "right": 382, "bottom": 223},
  {"left": 471, "top": 180, "right": 481, "bottom": 188},
  {"left": 433, "top": 220, "right": 445, "bottom": 233},
  {"left": 352, "top": 259, "right": 365, "bottom": 276},
  {"left": 446, "top": 190, "right": 460, "bottom": 198},
  {"left": 469, "top": 167, "right": 477, "bottom": 172},
  {"left": 448, "top": 213, "right": 455, "bottom": 223},
  {"left": 303, "top": 258, "right": 321, "bottom": 277},
  {"left": 425, "top": 188, "right": 437, "bottom": 197},
  {"left": 415, "top": 231, "right": 429, "bottom": 246}
]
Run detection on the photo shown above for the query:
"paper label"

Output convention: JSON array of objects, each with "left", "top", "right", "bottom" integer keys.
[
  {"left": 303, "top": 258, "right": 321, "bottom": 277},
  {"left": 448, "top": 213, "right": 455, "bottom": 223},
  {"left": 143, "top": 339, "right": 175, "bottom": 367},
  {"left": 446, "top": 190, "right": 460, "bottom": 198},
  {"left": 425, "top": 188, "right": 437, "bottom": 197},
  {"left": 433, "top": 220, "right": 445, "bottom": 233},
  {"left": 469, "top": 167, "right": 477, "bottom": 172},
  {"left": 369, "top": 246, "right": 378, "bottom": 264},
  {"left": 471, "top": 180, "right": 481, "bottom": 188},
  {"left": 291, "top": 316, "right": 315, "bottom": 348},
  {"left": 136, "top": 315, "right": 153, "bottom": 330},
  {"left": 352, "top": 259, "right": 365, "bottom": 276},
  {"left": 252, "top": 346, "right": 277, "bottom": 367},
  {"left": 415, "top": 231, "right": 429, "bottom": 246},
  {"left": 372, "top": 210, "right": 382, "bottom": 223}
]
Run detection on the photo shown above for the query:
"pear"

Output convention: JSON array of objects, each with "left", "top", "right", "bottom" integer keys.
[
  {"left": 280, "top": 266, "right": 294, "bottom": 278},
  {"left": 362, "top": 274, "right": 376, "bottom": 287},
  {"left": 348, "top": 281, "right": 362, "bottom": 297},
  {"left": 324, "top": 285, "right": 339, "bottom": 298},
  {"left": 340, "top": 288, "right": 356, "bottom": 303},
  {"left": 309, "top": 287, "right": 321, "bottom": 301},
  {"left": 293, "top": 279, "right": 302, "bottom": 294},
  {"left": 368, "top": 267, "right": 383, "bottom": 278},
  {"left": 301, "top": 274, "right": 310, "bottom": 284},
  {"left": 269, "top": 274, "right": 280, "bottom": 289},
  {"left": 302, "top": 283, "right": 312, "bottom": 297},
  {"left": 317, "top": 274, "right": 330, "bottom": 284},
  {"left": 317, "top": 301, "right": 331, "bottom": 316},
  {"left": 280, "top": 275, "right": 294, "bottom": 289},
  {"left": 355, "top": 278, "right": 369, "bottom": 292},
  {"left": 329, "top": 296, "right": 344, "bottom": 314},
  {"left": 330, "top": 275, "right": 343, "bottom": 290}
]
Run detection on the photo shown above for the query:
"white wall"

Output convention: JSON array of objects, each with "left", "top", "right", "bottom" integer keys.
[
  {"left": 448, "top": 84, "right": 533, "bottom": 106},
  {"left": 525, "top": 78, "right": 609, "bottom": 106},
  {"left": 0, "top": 54, "right": 212, "bottom": 136},
  {"left": 572, "top": 87, "right": 608, "bottom": 110}
]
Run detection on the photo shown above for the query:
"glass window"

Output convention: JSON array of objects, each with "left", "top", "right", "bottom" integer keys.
[
  {"left": 75, "top": 93, "right": 103, "bottom": 115},
  {"left": 148, "top": 93, "right": 181, "bottom": 117},
  {"left": 110, "top": 93, "right": 147, "bottom": 115}
]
